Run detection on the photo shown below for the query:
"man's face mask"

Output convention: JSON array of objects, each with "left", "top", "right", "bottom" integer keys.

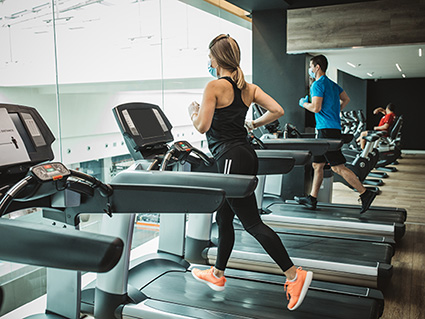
[{"left": 308, "top": 67, "right": 316, "bottom": 79}]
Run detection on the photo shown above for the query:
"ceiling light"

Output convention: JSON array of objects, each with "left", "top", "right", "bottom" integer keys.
[
  {"left": 367, "top": 72, "right": 374, "bottom": 77},
  {"left": 11, "top": 10, "right": 27, "bottom": 17},
  {"left": 32, "top": 3, "right": 50, "bottom": 12},
  {"left": 347, "top": 62, "right": 356, "bottom": 68},
  {"left": 396, "top": 63, "right": 402, "bottom": 72},
  {"left": 420, "top": 48, "right": 423, "bottom": 57},
  {"left": 402, "top": 74, "right": 406, "bottom": 78}
]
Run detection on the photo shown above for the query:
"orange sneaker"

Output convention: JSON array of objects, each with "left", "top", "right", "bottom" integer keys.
[
  {"left": 192, "top": 267, "right": 226, "bottom": 291},
  {"left": 284, "top": 267, "right": 313, "bottom": 311}
]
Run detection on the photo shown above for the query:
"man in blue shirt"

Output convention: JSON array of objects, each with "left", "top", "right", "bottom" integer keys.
[{"left": 295, "top": 54, "right": 376, "bottom": 214}]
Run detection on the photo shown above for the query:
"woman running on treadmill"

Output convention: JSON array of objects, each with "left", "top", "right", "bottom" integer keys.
[{"left": 188, "top": 34, "right": 313, "bottom": 311}]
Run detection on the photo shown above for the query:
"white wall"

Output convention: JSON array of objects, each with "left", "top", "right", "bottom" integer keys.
[
  {"left": 0, "top": 0, "right": 252, "bottom": 85},
  {"left": 0, "top": 0, "right": 252, "bottom": 166}
]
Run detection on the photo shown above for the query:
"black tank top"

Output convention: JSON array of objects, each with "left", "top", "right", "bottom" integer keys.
[{"left": 206, "top": 77, "right": 250, "bottom": 160}]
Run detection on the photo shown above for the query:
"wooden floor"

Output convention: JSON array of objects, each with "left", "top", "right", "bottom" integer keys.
[{"left": 332, "top": 154, "right": 425, "bottom": 319}]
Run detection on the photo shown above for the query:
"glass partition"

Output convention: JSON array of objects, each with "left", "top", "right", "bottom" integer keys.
[
  {"left": 0, "top": 1, "right": 59, "bottom": 315},
  {"left": 0, "top": 0, "right": 252, "bottom": 316},
  {"left": 53, "top": 0, "right": 163, "bottom": 173}
]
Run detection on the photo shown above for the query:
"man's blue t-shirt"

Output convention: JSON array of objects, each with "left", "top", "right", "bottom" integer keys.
[{"left": 310, "top": 75, "right": 343, "bottom": 130}]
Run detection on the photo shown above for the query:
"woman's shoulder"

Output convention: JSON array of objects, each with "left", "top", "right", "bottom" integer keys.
[
  {"left": 205, "top": 78, "right": 228, "bottom": 89},
  {"left": 245, "top": 82, "right": 258, "bottom": 92},
  {"left": 204, "top": 78, "right": 234, "bottom": 97}
]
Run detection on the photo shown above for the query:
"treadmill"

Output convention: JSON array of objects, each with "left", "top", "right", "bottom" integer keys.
[
  {"left": 250, "top": 133, "right": 406, "bottom": 244},
  {"left": 113, "top": 102, "right": 393, "bottom": 291},
  {"left": 0, "top": 105, "right": 118, "bottom": 317},
  {"left": 247, "top": 146, "right": 397, "bottom": 245},
  {"left": 76, "top": 101, "right": 385, "bottom": 319},
  {"left": 59, "top": 170, "right": 383, "bottom": 319},
  {"left": 0, "top": 161, "right": 232, "bottom": 319},
  {"left": 0, "top": 105, "right": 122, "bottom": 318}
]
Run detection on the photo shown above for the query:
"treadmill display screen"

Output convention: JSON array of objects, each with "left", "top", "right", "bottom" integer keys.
[
  {"left": 9, "top": 113, "right": 36, "bottom": 153},
  {"left": 128, "top": 108, "right": 166, "bottom": 139}
]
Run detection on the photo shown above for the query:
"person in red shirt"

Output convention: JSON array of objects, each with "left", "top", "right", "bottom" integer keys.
[{"left": 357, "top": 103, "right": 396, "bottom": 149}]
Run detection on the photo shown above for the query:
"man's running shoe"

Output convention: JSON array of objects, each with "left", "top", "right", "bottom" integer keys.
[
  {"left": 359, "top": 189, "right": 377, "bottom": 214},
  {"left": 192, "top": 267, "right": 226, "bottom": 291},
  {"left": 284, "top": 267, "right": 313, "bottom": 311},
  {"left": 294, "top": 195, "right": 317, "bottom": 210}
]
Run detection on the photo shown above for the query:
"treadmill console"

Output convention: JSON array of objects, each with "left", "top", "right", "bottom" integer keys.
[
  {"left": 0, "top": 104, "right": 55, "bottom": 188},
  {"left": 30, "top": 163, "right": 71, "bottom": 182},
  {"left": 113, "top": 102, "right": 174, "bottom": 160},
  {"left": 170, "top": 140, "right": 215, "bottom": 167}
]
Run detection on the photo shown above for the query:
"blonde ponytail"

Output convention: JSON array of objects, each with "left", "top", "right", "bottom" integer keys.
[{"left": 231, "top": 66, "right": 246, "bottom": 90}]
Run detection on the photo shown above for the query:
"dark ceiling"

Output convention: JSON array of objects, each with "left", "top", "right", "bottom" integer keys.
[{"left": 226, "top": 0, "right": 377, "bottom": 11}]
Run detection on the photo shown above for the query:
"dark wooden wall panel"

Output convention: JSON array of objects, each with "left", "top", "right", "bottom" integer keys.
[{"left": 287, "top": 0, "right": 425, "bottom": 51}]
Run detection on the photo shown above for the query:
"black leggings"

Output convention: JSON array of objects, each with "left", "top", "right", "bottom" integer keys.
[{"left": 214, "top": 144, "right": 294, "bottom": 272}]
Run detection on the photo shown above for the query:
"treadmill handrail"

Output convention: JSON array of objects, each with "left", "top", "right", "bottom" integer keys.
[
  {"left": 262, "top": 139, "right": 330, "bottom": 156},
  {"left": 255, "top": 150, "right": 295, "bottom": 175},
  {"left": 0, "top": 218, "right": 123, "bottom": 273},
  {"left": 257, "top": 149, "right": 311, "bottom": 166},
  {"left": 1, "top": 164, "right": 232, "bottom": 216},
  {"left": 112, "top": 169, "right": 258, "bottom": 199}
]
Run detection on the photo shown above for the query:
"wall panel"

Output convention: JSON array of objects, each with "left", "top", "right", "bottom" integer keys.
[{"left": 288, "top": 0, "right": 425, "bottom": 51}]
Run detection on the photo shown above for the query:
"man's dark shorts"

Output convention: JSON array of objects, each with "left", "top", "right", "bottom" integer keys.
[{"left": 313, "top": 129, "right": 346, "bottom": 167}]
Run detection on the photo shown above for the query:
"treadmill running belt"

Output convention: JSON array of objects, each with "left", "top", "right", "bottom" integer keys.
[
  {"left": 269, "top": 202, "right": 405, "bottom": 224},
  {"left": 142, "top": 271, "right": 380, "bottom": 319},
  {"left": 233, "top": 230, "right": 393, "bottom": 265},
  {"left": 284, "top": 200, "right": 407, "bottom": 221}
]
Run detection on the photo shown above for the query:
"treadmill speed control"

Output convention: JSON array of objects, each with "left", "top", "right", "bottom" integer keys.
[{"left": 31, "top": 162, "right": 71, "bottom": 182}]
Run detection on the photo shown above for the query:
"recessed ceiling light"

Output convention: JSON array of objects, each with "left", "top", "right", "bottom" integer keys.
[
  {"left": 347, "top": 62, "right": 356, "bottom": 68},
  {"left": 396, "top": 63, "right": 402, "bottom": 72},
  {"left": 402, "top": 74, "right": 406, "bottom": 78},
  {"left": 367, "top": 72, "right": 374, "bottom": 77},
  {"left": 420, "top": 48, "right": 423, "bottom": 57}
]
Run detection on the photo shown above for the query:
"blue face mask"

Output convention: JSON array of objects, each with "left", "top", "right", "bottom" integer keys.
[
  {"left": 308, "top": 68, "right": 316, "bottom": 79},
  {"left": 208, "top": 59, "right": 218, "bottom": 78}
]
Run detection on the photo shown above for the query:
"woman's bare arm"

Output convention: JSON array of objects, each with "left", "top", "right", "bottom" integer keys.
[
  {"left": 250, "top": 85, "right": 284, "bottom": 129},
  {"left": 189, "top": 81, "right": 219, "bottom": 134}
]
